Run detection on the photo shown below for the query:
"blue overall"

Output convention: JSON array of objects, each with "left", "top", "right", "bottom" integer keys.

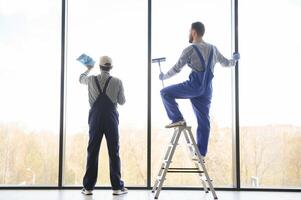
[
  {"left": 160, "top": 45, "right": 214, "bottom": 156},
  {"left": 83, "top": 76, "right": 124, "bottom": 190}
]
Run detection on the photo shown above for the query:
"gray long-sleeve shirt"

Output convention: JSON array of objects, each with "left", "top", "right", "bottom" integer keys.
[
  {"left": 79, "top": 70, "right": 125, "bottom": 107},
  {"left": 164, "top": 41, "right": 236, "bottom": 79}
]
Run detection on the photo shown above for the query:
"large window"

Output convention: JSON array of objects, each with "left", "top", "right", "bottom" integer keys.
[
  {"left": 64, "top": 0, "right": 147, "bottom": 186},
  {"left": 239, "top": 0, "right": 301, "bottom": 188},
  {"left": 1, "top": 0, "right": 301, "bottom": 190},
  {"left": 0, "top": 0, "right": 61, "bottom": 185},
  {"left": 151, "top": 0, "right": 234, "bottom": 187}
]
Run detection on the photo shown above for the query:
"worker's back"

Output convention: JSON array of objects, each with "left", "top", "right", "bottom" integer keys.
[{"left": 79, "top": 71, "right": 126, "bottom": 107}]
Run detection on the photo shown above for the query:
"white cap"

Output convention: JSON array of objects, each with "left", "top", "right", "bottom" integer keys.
[{"left": 99, "top": 56, "right": 113, "bottom": 68}]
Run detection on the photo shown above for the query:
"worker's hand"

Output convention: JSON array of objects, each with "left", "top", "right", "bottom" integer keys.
[
  {"left": 232, "top": 52, "right": 240, "bottom": 61},
  {"left": 86, "top": 64, "right": 94, "bottom": 70},
  {"left": 159, "top": 72, "right": 165, "bottom": 80}
]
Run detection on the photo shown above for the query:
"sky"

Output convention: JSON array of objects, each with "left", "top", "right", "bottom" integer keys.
[{"left": 0, "top": 0, "right": 301, "bottom": 134}]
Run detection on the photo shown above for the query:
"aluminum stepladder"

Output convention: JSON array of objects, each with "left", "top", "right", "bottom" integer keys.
[{"left": 152, "top": 125, "right": 218, "bottom": 199}]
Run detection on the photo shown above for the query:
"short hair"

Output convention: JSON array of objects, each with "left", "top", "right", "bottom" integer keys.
[
  {"left": 191, "top": 22, "right": 205, "bottom": 37},
  {"left": 100, "top": 65, "right": 112, "bottom": 71}
]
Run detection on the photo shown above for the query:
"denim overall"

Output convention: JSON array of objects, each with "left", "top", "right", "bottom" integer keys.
[
  {"left": 83, "top": 76, "right": 124, "bottom": 190},
  {"left": 160, "top": 45, "right": 214, "bottom": 156}
]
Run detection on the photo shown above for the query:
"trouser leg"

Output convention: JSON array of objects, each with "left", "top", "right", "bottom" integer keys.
[
  {"left": 190, "top": 96, "right": 211, "bottom": 156},
  {"left": 104, "top": 116, "right": 124, "bottom": 190},
  {"left": 83, "top": 121, "right": 104, "bottom": 190},
  {"left": 160, "top": 82, "right": 199, "bottom": 123}
]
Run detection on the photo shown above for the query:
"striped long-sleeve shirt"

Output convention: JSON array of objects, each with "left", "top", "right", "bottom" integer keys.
[
  {"left": 79, "top": 70, "right": 125, "bottom": 107},
  {"left": 163, "top": 41, "right": 236, "bottom": 79}
]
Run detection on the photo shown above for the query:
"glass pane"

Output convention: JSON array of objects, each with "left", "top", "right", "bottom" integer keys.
[
  {"left": 0, "top": 0, "right": 61, "bottom": 185},
  {"left": 151, "top": 0, "right": 234, "bottom": 187},
  {"left": 240, "top": 0, "right": 301, "bottom": 188},
  {"left": 65, "top": 0, "right": 147, "bottom": 186}
]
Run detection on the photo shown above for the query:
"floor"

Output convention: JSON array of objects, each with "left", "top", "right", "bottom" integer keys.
[{"left": 0, "top": 190, "right": 300, "bottom": 200}]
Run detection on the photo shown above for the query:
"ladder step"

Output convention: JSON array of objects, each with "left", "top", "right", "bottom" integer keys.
[
  {"left": 169, "top": 167, "right": 200, "bottom": 170},
  {"left": 152, "top": 125, "right": 217, "bottom": 200},
  {"left": 167, "top": 168, "right": 204, "bottom": 174},
  {"left": 167, "top": 170, "right": 203, "bottom": 173}
]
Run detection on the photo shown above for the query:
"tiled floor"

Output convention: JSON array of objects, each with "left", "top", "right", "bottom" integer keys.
[{"left": 0, "top": 189, "right": 300, "bottom": 200}]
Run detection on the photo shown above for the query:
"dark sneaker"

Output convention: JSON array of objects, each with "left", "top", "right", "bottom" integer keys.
[
  {"left": 165, "top": 120, "right": 186, "bottom": 128},
  {"left": 81, "top": 188, "right": 93, "bottom": 195},
  {"left": 112, "top": 188, "right": 128, "bottom": 195}
]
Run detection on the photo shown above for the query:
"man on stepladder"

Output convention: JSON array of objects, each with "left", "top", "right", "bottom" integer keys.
[
  {"left": 79, "top": 56, "right": 128, "bottom": 196},
  {"left": 159, "top": 22, "right": 240, "bottom": 157}
]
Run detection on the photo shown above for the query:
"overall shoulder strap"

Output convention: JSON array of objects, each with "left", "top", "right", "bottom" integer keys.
[
  {"left": 103, "top": 76, "right": 112, "bottom": 94},
  {"left": 192, "top": 45, "right": 206, "bottom": 68},
  {"left": 193, "top": 45, "right": 215, "bottom": 69},
  {"left": 94, "top": 76, "right": 102, "bottom": 94}
]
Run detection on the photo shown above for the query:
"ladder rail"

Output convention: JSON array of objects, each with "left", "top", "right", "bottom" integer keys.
[
  {"left": 154, "top": 127, "right": 182, "bottom": 199},
  {"left": 183, "top": 129, "right": 209, "bottom": 193},
  {"left": 186, "top": 127, "right": 218, "bottom": 199},
  {"left": 152, "top": 126, "right": 218, "bottom": 200},
  {"left": 152, "top": 129, "right": 178, "bottom": 192}
]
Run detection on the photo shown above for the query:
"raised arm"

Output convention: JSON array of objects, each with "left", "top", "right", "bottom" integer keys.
[
  {"left": 215, "top": 47, "right": 237, "bottom": 67},
  {"left": 79, "top": 67, "right": 93, "bottom": 85},
  {"left": 160, "top": 46, "right": 193, "bottom": 80}
]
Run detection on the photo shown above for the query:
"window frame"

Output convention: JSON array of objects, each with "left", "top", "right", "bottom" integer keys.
[{"left": 0, "top": 0, "right": 300, "bottom": 192}]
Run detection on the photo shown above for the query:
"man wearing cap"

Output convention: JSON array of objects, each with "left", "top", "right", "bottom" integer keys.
[
  {"left": 79, "top": 56, "right": 128, "bottom": 195},
  {"left": 159, "top": 22, "right": 240, "bottom": 157}
]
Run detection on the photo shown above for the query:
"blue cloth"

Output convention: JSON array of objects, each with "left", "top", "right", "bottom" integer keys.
[
  {"left": 77, "top": 53, "right": 96, "bottom": 67},
  {"left": 160, "top": 45, "right": 214, "bottom": 156},
  {"left": 83, "top": 76, "right": 124, "bottom": 190}
]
